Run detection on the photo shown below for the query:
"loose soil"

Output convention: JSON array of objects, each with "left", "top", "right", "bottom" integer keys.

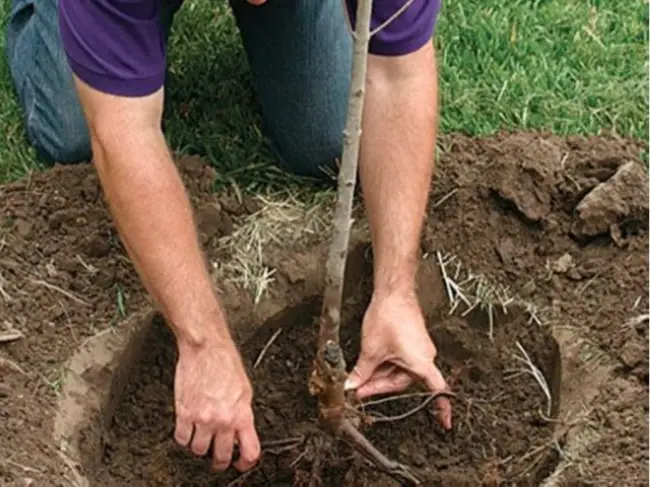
[
  {"left": 92, "top": 260, "right": 561, "bottom": 487},
  {"left": 0, "top": 131, "right": 647, "bottom": 487}
]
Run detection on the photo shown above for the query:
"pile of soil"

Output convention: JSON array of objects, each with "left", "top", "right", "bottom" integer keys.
[
  {"left": 422, "top": 132, "right": 649, "bottom": 485},
  {"left": 423, "top": 133, "right": 649, "bottom": 385},
  {"left": 0, "top": 131, "right": 647, "bottom": 487}
]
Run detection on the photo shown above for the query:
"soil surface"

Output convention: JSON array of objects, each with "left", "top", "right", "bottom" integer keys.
[
  {"left": 92, "top": 262, "right": 560, "bottom": 487},
  {"left": 0, "top": 131, "right": 647, "bottom": 487}
]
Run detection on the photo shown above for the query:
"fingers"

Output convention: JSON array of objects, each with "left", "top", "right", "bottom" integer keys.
[
  {"left": 233, "top": 415, "right": 262, "bottom": 472},
  {"left": 211, "top": 429, "right": 236, "bottom": 472},
  {"left": 369, "top": 363, "right": 398, "bottom": 381},
  {"left": 355, "top": 370, "right": 413, "bottom": 399},
  {"left": 175, "top": 410, "right": 260, "bottom": 473},
  {"left": 190, "top": 425, "right": 214, "bottom": 457},
  {"left": 174, "top": 417, "right": 194, "bottom": 448},
  {"left": 420, "top": 362, "right": 453, "bottom": 430}
]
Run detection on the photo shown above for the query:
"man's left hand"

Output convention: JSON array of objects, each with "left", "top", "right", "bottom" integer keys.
[{"left": 345, "top": 290, "right": 452, "bottom": 430}]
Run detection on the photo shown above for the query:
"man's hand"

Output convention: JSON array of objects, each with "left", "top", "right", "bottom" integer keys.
[
  {"left": 345, "top": 290, "right": 452, "bottom": 430},
  {"left": 174, "top": 338, "right": 261, "bottom": 472}
]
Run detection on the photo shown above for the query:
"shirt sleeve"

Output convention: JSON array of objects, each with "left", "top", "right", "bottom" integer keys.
[
  {"left": 345, "top": 0, "right": 442, "bottom": 56},
  {"left": 58, "top": 0, "right": 166, "bottom": 97}
]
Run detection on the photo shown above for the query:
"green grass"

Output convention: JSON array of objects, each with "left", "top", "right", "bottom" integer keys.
[{"left": 0, "top": 0, "right": 647, "bottom": 185}]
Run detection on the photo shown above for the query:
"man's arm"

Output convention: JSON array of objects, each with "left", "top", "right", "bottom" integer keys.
[
  {"left": 73, "top": 78, "right": 260, "bottom": 470},
  {"left": 73, "top": 82, "right": 228, "bottom": 347},
  {"left": 360, "top": 42, "right": 437, "bottom": 295},
  {"left": 345, "top": 1, "right": 452, "bottom": 429},
  {"left": 59, "top": 0, "right": 223, "bottom": 340},
  {"left": 59, "top": 0, "right": 260, "bottom": 471}
]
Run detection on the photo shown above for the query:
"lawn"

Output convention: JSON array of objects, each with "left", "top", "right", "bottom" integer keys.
[{"left": 0, "top": 0, "right": 647, "bottom": 185}]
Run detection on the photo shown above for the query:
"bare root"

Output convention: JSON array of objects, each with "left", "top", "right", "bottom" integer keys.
[{"left": 340, "top": 419, "right": 422, "bottom": 486}]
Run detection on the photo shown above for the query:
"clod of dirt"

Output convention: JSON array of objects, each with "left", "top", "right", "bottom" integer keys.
[
  {"left": 550, "top": 253, "right": 575, "bottom": 274},
  {"left": 196, "top": 201, "right": 234, "bottom": 243},
  {"left": 14, "top": 219, "right": 33, "bottom": 238},
  {"left": 571, "top": 161, "right": 649, "bottom": 239},
  {"left": 491, "top": 163, "right": 552, "bottom": 223}
]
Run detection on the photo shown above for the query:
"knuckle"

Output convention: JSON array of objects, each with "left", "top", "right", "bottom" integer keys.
[
  {"left": 236, "top": 412, "right": 255, "bottom": 431},
  {"left": 215, "top": 410, "right": 235, "bottom": 428},
  {"left": 175, "top": 404, "right": 190, "bottom": 421},
  {"left": 215, "top": 449, "right": 233, "bottom": 463},
  {"left": 191, "top": 443, "right": 208, "bottom": 456},
  {"left": 195, "top": 407, "right": 232, "bottom": 428},
  {"left": 213, "top": 454, "right": 233, "bottom": 471},
  {"left": 243, "top": 437, "right": 261, "bottom": 461},
  {"left": 244, "top": 448, "right": 261, "bottom": 464},
  {"left": 196, "top": 410, "right": 214, "bottom": 426}
]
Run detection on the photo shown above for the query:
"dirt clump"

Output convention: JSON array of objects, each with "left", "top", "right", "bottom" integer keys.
[
  {"left": 571, "top": 160, "right": 648, "bottom": 241},
  {"left": 0, "top": 131, "right": 647, "bottom": 486}
]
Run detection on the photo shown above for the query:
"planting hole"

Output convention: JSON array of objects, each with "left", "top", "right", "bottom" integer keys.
[{"left": 81, "top": 252, "right": 562, "bottom": 486}]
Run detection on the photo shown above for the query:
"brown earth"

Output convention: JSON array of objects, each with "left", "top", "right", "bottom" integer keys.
[
  {"left": 91, "top": 258, "right": 560, "bottom": 487},
  {"left": 0, "top": 131, "right": 647, "bottom": 487}
]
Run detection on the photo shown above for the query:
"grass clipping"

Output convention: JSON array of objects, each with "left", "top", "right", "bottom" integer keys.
[{"left": 212, "top": 191, "right": 333, "bottom": 304}]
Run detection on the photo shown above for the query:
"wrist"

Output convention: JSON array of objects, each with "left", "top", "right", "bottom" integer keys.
[
  {"left": 171, "top": 303, "right": 233, "bottom": 351},
  {"left": 372, "top": 280, "right": 417, "bottom": 303},
  {"left": 372, "top": 261, "right": 418, "bottom": 298}
]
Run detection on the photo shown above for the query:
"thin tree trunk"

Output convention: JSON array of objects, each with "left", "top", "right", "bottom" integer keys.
[
  {"left": 318, "top": 0, "right": 374, "bottom": 350},
  {"left": 309, "top": 2, "right": 427, "bottom": 484}
]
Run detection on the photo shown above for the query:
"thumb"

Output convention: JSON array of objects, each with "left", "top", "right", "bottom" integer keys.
[{"left": 344, "top": 354, "right": 377, "bottom": 391}]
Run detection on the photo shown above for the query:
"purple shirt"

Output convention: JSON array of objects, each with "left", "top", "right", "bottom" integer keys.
[{"left": 59, "top": 0, "right": 441, "bottom": 98}]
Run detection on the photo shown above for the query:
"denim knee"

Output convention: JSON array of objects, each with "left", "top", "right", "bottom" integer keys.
[
  {"left": 6, "top": 0, "right": 91, "bottom": 165},
  {"left": 229, "top": 0, "right": 352, "bottom": 179},
  {"left": 268, "top": 115, "right": 344, "bottom": 178},
  {"left": 23, "top": 82, "right": 92, "bottom": 164},
  {"left": 30, "top": 121, "right": 92, "bottom": 164}
]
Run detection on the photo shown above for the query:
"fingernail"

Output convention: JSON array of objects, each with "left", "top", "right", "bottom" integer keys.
[{"left": 344, "top": 378, "right": 354, "bottom": 390}]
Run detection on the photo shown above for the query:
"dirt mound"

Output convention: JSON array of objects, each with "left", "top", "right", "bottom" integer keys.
[
  {"left": 424, "top": 132, "right": 648, "bottom": 384},
  {"left": 0, "top": 131, "right": 647, "bottom": 486}
]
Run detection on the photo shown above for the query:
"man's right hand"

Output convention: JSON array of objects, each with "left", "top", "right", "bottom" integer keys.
[
  {"left": 173, "top": 338, "right": 261, "bottom": 472},
  {"left": 69, "top": 76, "right": 261, "bottom": 473}
]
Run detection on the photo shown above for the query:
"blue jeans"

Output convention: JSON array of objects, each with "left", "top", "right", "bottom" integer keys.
[{"left": 5, "top": 0, "right": 352, "bottom": 177}]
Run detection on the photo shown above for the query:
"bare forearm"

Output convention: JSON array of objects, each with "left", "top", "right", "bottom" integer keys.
[
  {"left": 92, "top": 129, "right": 229, "bottom": 347},
  {"left": 359, "top": 43, "right": 438, "bottom": 295}
]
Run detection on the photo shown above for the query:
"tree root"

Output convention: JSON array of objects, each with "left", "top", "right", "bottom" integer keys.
[
  {"left": 308, "top": 340, "right": 463, "bottom": 485},
  {"left": 307, "top": 437, "right": 324, "bottom": 487},
  {"left": 340, "top": 418, "right": 423, "bottom": 486},
  {"left": 361, "top": 390, "right": 457, "bottom": 425},
  {"left": 338, "top": 390, "right": 455, "bottom": 486},
  {"left": 260, "top": 436, "right": 306, "bottom": 455}
]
